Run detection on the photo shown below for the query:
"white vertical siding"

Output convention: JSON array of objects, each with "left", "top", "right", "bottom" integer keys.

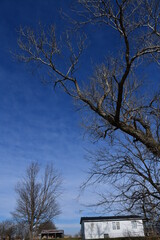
[{"left": 83, "top": 220, "right": 145, "bottom": 239}]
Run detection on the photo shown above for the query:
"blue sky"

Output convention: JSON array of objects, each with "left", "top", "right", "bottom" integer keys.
[{"left": 0, "top": 0, "right": 117, "bottom": 235}]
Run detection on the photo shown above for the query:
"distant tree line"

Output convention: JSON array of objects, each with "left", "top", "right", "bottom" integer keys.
[{"left": 0, "top": 219, "right": 56, "bottom": 240}]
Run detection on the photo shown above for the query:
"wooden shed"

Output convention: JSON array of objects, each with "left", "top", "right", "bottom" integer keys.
[{"left": 41, "top": 229, "right": 64, "bottom": 239}]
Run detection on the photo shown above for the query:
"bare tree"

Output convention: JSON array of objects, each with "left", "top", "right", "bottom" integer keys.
[
  {"left": 15, "top": 0, "right": 160, "bottom": 215},
  {"left": 12, "top": 162, "right": 62, "bottom": 240},
  {"left": 14, "top": 221, "right": 30, "bottom": 240},
  {"left": 0, "top": 220, "right": 16, "bottom": 240},
  {"left": 81, "top": 136, "right": 160, "bottom": 226},
  {"left": 37, "top": 220, "right": 56, "bottom": 234},
  {"left": 15, "top": 0, "right": 160, "bottom": 156}
]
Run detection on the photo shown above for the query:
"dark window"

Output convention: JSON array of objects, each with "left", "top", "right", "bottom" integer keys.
[
  {"left": 131, "top": 221, "right": 137, "bottom": 229},
  {"left": 112, "top": 222, "right": 120, "bottom": 230}
]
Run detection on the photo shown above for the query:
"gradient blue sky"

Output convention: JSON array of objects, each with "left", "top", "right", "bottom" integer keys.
[{"left": 0, "top": 0, "right": 117, "bottom": 235}]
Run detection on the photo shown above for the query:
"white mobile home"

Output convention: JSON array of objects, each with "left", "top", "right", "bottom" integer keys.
[{"left": 80, "top": 216, "right": 145, "bottom": 239}]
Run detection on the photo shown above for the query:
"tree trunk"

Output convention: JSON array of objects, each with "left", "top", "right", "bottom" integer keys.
[{"left": 29, "top": 229, "right": 33, "bottom": 240}]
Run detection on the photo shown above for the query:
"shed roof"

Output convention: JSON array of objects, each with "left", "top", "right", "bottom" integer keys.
[
  {"left": 80, "top": 215, "right": 143, "bottom": 224},
  {"left": 41, "top": 230, "right": 64, "bottom": 234}
]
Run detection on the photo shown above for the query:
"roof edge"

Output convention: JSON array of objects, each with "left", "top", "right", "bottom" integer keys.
[{"left": 80, "top": 215, "right": 143, "bottom": 224}]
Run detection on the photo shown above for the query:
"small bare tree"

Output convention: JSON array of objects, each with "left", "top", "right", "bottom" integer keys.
[
  {"left": 0, "top": 220, "right": 16, "bottom": 240},
  {"left": 37, "top": 220, "right": 56, "bottom": 234},
  {"left": 12, "top": 162, "right": 62, "bottom": 240}
]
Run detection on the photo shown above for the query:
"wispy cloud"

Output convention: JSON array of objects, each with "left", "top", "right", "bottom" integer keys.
[
  {"left": 0, "top": 0, "right": 111, "bottom": 235},
  {"left": 0, "top": 65, "right": 93, "bottom": 234}
]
